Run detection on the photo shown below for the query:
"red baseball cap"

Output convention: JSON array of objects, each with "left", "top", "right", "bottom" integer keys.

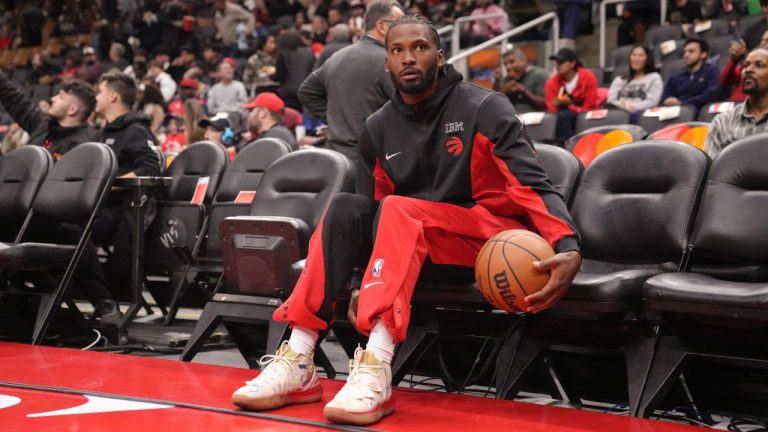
[
  {"left": 180, "top": 77, "right": 199, "bottom": 88},
  {"left": 223, "top": 57, "right": 236, "bottom": 67},
  {"left": 243, "top": 92, "right": 285, "bottom": 113}
]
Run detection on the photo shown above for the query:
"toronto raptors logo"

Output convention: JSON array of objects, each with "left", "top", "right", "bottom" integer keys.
[{"left": 446, "top": 136, "right": 463, "bottom": 156}]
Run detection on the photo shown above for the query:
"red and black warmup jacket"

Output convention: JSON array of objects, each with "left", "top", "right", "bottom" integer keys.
[{"left": 359, "top": 65, "right": 580, "bottom": 254}]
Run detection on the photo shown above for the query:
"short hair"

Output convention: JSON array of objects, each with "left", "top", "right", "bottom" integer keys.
[
  {"left": 684, "top": 38, "right": 709, "bottom": 54},
  {"left": 100, "top": 72, "right": 137, "bottom": 108},
  {"left": 60, "top": 80, "right": 96, "bottom": 121},
  {"left": 330, "top": 23, "right": 352, "bottom": 42},
  {"left": 385, "top": 15, "right": 440, "bottom": 49},
  {"left": 364, "top": 0, "right": 402, "bottom": 32},
  {"left": 503, "top": 47, "right": 527, "bottom": 61}
]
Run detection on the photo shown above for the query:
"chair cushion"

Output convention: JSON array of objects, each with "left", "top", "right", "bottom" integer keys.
[
  {"left": 565, "top": 269, "right": 663, "bottom": 303},
  {"left": 0, "top": 242, "right": 76, "bottom": 269},
  {"left": 644, "top": 273, "right": 768, "bottom": 310}
]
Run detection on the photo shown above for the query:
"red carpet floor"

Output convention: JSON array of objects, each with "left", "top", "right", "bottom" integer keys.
[{"left": 0, "top": 342, "right": 703, "bottom": 431}]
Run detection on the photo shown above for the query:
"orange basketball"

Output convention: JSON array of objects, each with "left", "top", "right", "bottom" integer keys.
[{"left": 475, "top": 229, "right": 555, "bottom": 313}]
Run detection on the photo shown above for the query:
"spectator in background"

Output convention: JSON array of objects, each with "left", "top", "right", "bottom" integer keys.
[
  {"left": 184, "top": 97, "right": 207, "bottom": 144},
  {"left": 138, "top": 82, "right": 166, "bottom": 134},
  {"left": 0, "top": 22, "right": 15, "bottom": 49},
  {"left": 311, "top": 15, "right": 329, "bottom": 44},
  {"left": 661, "top": 38, "right": 721, "bottom": 109},
  {"left": 243, "top": 34, "right": 280, "bottom": 94},
  {"left": 207, "top": 60, "right": 248, "bottom": 114},
  {"left": 19, "top": 1, "right": 44, "bottom": 47},
  {"left": 740, "top": 0, "right": 768, "bottom": 49},
  {"left": 91, "top": 72, "right": 161, "bottom": 322},
  {"left": 168, "top": 45, "right": 199, "bottom": 82},
  {"left": 721, "top": 38, "right": 748, "bottom": 101},
  {"left": 442, "top": 0, "right": 472, "bottom": 25},
  {"left": 161, "top": 114, "right": 186, "bottom": 155},
  {"left": 124, "top": 49, "right": 148, "bottom": 81},
  {"left": 607, "top": 45, "right": 663, "bottom": 117},
  {"left": 27, "top": 52, "right": 61, "bottom": 86},
  {"left": 104, "top": 42, "right": 129, "bottom": 73},
  {"left": 704, "top": 48, "right": 768, "bottom": 157},
  {"left": 328, "top": 7, "right": 345, "bottom": 26},
  {"left": 147, "top": 59, "right": 178, "bottom": 103},
  {"left": 464, "top": 0, "right": 506, "bottom": 46},
  {"left": 299, "top": 0, "right": 404, "bottom": 192},
  {"left": 626, "top": 0, "right": 660, "bottom": 44},
  {"left": 213, "top": 0, "right": 256, "bottom": 53},
  {"left": 544, "top": 47, "right": 601, "bottom": 140},
  {"left": 201, "top": 42, "right": 223, "bottom": 83},
  {"left": 199, "top": 112, "right": 234, "bottom": 146},
  {"left": 666, "top": 0, "right": 703, "bottom": 35},
  {"left": 555, "top": 0, "right": 589, "bottom": 42},
  {"left": 273, "top": 30, "right": 316, "bottom": 111},
  {"left": 242, "top": 92, "right": 297, "bottom": 150},
  {"left": 77, "top": 47, "right": 104, "bottom": 84},
  {"left": 495, "top": 48, "right": 548, "bottom": 113},
  {"left": 314, "top": 24, "right": 353, "bottom": 69},
  {"left": 0, "top": 72, "right": 94, "bottom": 158}
]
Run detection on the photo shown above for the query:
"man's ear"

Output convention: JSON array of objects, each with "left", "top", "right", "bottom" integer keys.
[
  {"left": 67, "top": 103, "right": 80, "bottom": 119},
  {"left": 437, "top": 48, "right": 446, "bottom": 68}
]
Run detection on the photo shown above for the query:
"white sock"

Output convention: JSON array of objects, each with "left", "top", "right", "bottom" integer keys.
[
  {"left": 365, "top": 321, "right": 396, "bottom": 364},
  {"left": 288, "top": 326, "right": 318, "bottom": 356}
]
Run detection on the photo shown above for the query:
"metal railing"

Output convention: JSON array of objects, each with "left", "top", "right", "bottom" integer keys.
[
  {"left": 448, "top": 11, "right": 560, "bottom": 70},
  {"left": 599, "top": 0, "right": 638, "bottom": 68},
  {"left": 451, "top": 12, "right": 509, "bottom": 57},
  {"left": 437, "top": 24, "right": 453, "bottom": 37}
]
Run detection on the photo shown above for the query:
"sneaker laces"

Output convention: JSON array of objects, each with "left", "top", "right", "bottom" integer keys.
[
  {"left": 336, "top": 348, "right": 384, "bottom": 401},
  {"left": 243, "top": 344, "right": 298, "bottom": 393}
]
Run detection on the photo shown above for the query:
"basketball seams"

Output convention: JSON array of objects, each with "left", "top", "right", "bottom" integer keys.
[
  {"left": 484, "top": 239, "right": 504, "bottom": 308},
  {"left": 501, "top": 243, "right": 530, "bottom": 298}
]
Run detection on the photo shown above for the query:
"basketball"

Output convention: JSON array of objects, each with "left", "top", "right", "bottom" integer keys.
[{"left": 475, "top": 229, "right": 555, "bottom": 313}]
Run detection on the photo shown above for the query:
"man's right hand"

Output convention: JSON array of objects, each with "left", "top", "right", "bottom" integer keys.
[{"left": 347, "top": 288, "right": 360, "bottom": 324}]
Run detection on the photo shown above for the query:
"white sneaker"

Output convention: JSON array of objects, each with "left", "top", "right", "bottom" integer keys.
[
  {"left": 232, "top": 341, "right": 322, "bottom": 411},
  {"left": 324, "top": 348, "right": 394, "bottom": 425}
]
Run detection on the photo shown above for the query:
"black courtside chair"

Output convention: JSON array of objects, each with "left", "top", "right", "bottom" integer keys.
[
  {"left": 0, "top": 142, "right": 116, "bottom": 344},
  {"left": 180, "top": 148, "right": 354, "bottom": 371},
  {"left": 495, "top": 140, "right": 709, "bottom": 414}
]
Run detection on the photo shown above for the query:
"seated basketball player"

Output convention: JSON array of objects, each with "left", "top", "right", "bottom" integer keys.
[{"left": 231, "top": 16, "right": 582, "bottom": 426}]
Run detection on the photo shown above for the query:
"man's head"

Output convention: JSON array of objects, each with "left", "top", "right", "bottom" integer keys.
[
  {"left": 219, "top": 61, "right": 235, "bottom": 81},
  {"left": 364, "top": 0, "right": 405, "bottom": 41},
  {"left": 244, "top": 92, "right": 285, "bottom": 133},
  {"left": 96, "top": 72, "right": 137, "bottom": 115},
  {"left": 760, "top": 31, "right": 768, "bottom": 50},
  {"left": 199, "top": 112, "right": 232, "bottom": 144},
  {"left": 328, "top": 23, "right": 352, "bottom": 43},
  {"left": 549, "top": 47, "right": 581, "bottom": 78},
  {"left": 178, "top": 44, "right": 196, "bottom": 63},
  {"left": 48, "top": 80, "right": 96, "bottom": 124},
  {"left": 328, "top": 8, "right": 344, "bottom": 26},
  {"left": 742, "top": 48, "right": 768, "bottom": 96},
  {"left": 203, "top": 44, "right": 221, "bottom": 63},
  {"left": 312, "top": 15, "right": 329, "bottom": 34},
  {"left": 683, "top": 38, "right": 708, "bottom": 68},
  {"left": 180, "top": 77, "right": 199, "bottom": 99},
  {"left": 82, "top": 46, "right": 97, "bottom": 65},
  {"left": 147, "top": 59, "right": 164, "bottom": 78},
  {"left": 503, "top": 47, "right": 529, "bottom": 81},
  {"left": 385, "top": 16, "right": 445, "bottom": 103},
  {"left": 152, "top": 48, "right": 171, "bottom": 66},
  {"left": 109, "top": 43, "right": 125, "bottom": 62}
]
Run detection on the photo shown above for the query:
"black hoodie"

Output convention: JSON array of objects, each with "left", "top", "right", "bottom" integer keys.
[
  {"left": 93, "top": 112, "right": 161, "bottom": 178},
  {"left": 0, "top": 70, "right": 93, "bottom": 159},
  {"left": 359, "top": 65, "right": 580, "bottom": 253}
]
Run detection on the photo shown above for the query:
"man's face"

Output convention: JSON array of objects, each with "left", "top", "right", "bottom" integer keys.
[
  {"left": 683, "top": 42, "right": 705, "bottom": 67},
  {"left": 203, "top": 48, "right": 216, "bottom": 62},
  {"left": 328, "top": 9, "right": 342, "bottom": 26},
  {"left": 248, "top": 107, "right": 264, "bottom": 133},
  {"left": 49, "top": 90, "right": 74, "bottom": 121},
  {"left": 264, "top": 36, "right": 276, "bottom": 54},
  {"left": 94, "top": 81, "right": 113, "bottom": 115},
  {"left": 760, "top": 31, "right": 768, "bottom": 49},
  {"left": 555, "top": 59, "right": 576, "bottom": 76},
  {"left": 220, "top": 63, "right": 234, "bottom": 80},
  {"left": 204, "top": 126, "right": 224, "bottom": 143},
  {"left": 504, "top": 53, "right": 527, "bottom": 80},
  {"left": 742, "top": 50, "right": 768, "bottom": 95},
  {"left": 385, "top": 24, "right": 445, "bottom": 96}
]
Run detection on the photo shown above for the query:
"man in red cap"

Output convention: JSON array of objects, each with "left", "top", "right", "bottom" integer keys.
[{"left": 242, "top": 92, "right": 297, "bottom": 150}]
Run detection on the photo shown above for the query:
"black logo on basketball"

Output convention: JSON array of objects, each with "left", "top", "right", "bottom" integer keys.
[{"left": 493, "top": 271, "right": 517, "bottom": 307}]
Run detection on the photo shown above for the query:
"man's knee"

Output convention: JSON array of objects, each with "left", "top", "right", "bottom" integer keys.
[{"left": 324, "top": 193, "right": 376, "bottom": 226}]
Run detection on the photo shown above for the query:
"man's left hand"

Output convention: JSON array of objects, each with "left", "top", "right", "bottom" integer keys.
[{"left": 524, "top": 250, "right": 581, "bottom": 313}]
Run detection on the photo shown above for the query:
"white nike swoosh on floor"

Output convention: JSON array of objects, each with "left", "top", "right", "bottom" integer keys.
[{"left": 27, "top": 395, "right": 174, "bottom": 417}]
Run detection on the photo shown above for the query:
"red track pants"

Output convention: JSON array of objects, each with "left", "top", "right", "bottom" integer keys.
[{"left": 274, "top": 194, "right": 525, "bottom": 342}]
